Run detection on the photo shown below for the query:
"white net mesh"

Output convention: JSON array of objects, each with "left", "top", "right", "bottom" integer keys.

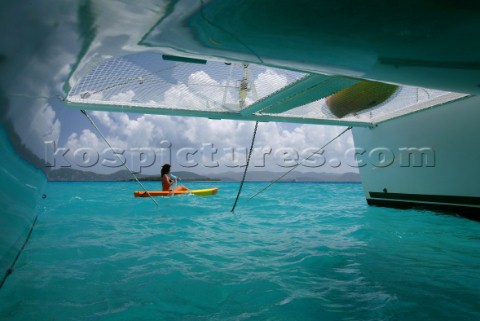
[
  {"left": 68, "top": 52, "right": 467, "bottom": 126},
  {"left": 260, "top": 87, "right": 464, "bottom": 125},
  {"left": 68, "top": 52, "right": 306, "bottom": 112}
]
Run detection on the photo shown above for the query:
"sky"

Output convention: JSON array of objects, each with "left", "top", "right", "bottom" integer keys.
[
  {"left": 7, "top": 31, "right": 357, "bottom": 179},
  {"left": 5, "top": 0, "right": 449, "bottom": 182},
  {"left": 48, "top": 108, "right": 356, "bottom": 176},
  {"left": 3, "top": 0, "right": 461, "bottom": 186},
  {"left": 39, "top": 56, "right": 359, "bottom": 177}
]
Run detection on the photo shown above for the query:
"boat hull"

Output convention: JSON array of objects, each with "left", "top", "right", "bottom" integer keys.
[{"left": 352, "top": 95, "right": 480, "bottom": 219}]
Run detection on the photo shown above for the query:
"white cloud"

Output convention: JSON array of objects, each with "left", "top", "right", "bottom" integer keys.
[
  {"left": 67, "top": 66, "right": 355, "bottom": 174},
  {"left": 30, "top": 102, "right": 61, "bottom": 144},
  {"left": 91, "top": 111, "right": 117, "bottom": 131},
  {"left": 254, "top": 68, "right": 288, "bottom": 99},
  {"left": 69, "top": 110, "right": 355, "bottom": 173},
  {"left": 161, "top": 71, "right": 229, "bottom": 110},
  {"left": 163, "top": 83, "right": 204, "bottom": 109},
  {"left": 65, "top": 129, "right": 121, "bottom": 152},
  {"left": 110, "top": 89, "right": 136, "bottom": 102}
]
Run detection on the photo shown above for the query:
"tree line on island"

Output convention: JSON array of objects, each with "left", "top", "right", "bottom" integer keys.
[{"left": 45, "top": 168, "right": 360, "bottom": 183}]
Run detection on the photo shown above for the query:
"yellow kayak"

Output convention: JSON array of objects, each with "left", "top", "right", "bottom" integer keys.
[{"left": 134, "top": 187, "right": 218, "bottom": 197}]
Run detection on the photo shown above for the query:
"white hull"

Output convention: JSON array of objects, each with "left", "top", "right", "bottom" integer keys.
[{"left": 353, "top": 95, "right": 480, "bottom": 217}]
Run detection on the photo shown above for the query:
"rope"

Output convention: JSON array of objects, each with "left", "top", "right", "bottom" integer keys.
[
  {"left": 0, "top": 215, "right": 38, "bottom": 289},
  {"left": 248, "top": 126, "right": 353, "bottom": 201},
  {"left": 231, "top": 121, "right": 259, "bottom": 212},
  {"left": 80, "top": 110, "right": 159, "bottom": 207}
]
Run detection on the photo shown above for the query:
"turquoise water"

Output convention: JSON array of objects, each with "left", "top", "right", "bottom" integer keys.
[{"left": 0, "top": 181, "right": 479, "bottom": 320}]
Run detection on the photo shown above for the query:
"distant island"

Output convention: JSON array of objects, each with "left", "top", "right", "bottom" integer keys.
[{"left": 45, "top": 168, "right": 360, "bottom": 183}]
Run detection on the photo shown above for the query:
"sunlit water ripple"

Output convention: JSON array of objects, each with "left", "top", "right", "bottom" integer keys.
[{"left": 0, "top": 182, "right": 479, "bottom": 320}]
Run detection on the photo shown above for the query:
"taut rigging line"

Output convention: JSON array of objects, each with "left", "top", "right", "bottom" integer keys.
[
  {"left": 248, "top": 126, "right": 353, "bottom": 201},
  {"left": 80, "top": 110, "right": 159, "bottom": 207}
]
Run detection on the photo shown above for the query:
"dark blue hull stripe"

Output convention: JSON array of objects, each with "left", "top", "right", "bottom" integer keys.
[{"left": 369, "top": 192, "right": 480, "bottom": 206}]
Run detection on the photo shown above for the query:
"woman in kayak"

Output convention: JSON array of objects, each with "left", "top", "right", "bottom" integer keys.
[{"left": 161, "top": 164, "right": 189, "bottom": 193}]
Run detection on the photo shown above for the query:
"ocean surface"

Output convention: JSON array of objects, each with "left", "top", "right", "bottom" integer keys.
[{"left": 0, "top": 181, "right": 479, "bottom": 321}]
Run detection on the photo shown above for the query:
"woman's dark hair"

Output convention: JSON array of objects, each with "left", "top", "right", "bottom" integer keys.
[{"left": 161, "top": 164, "right": 171, "bottom": 176}]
